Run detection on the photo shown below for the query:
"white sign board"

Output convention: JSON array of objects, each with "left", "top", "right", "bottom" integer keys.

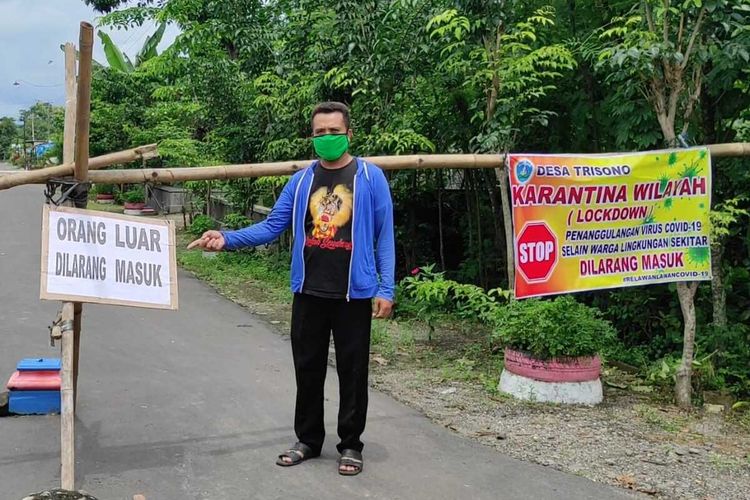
[{"left": 40, "top": 205, "right": 178, "bottom": 310}]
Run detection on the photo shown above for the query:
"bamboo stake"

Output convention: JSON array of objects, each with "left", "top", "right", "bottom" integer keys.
[
  {"left": 60, "top": 302, "right": 75, "bottom": 490},
  {"left": 72, "top": 19, "right": 94, "bottom": 409},
  {"left": 74, "top": 23, "right": 93, "bottom": 184},
  {"left": 708, "top": 142, "right": 750, "bottom": 157},
  {"left": 63, "top": 43, "right": 77, "bottom": 165},
  {"left": 59, "top": 41, "right": 78, "bottom": 493},
  {"left": 59, "top": 22, "right": 94, "bottom": 491},
  {"left": 62, "top": 46, "right": 77, "bottom": 172},
  {"left": 86, "top": 154, "right": 500, "bottom": 184},
  {"left": 84, "top": 143, "right": 750, "bottom": 185},
  {"left": 0, "top": 144, "right": 159, "bottom": 189},
  {"left": 496, "top": 165, "right": 515, "bottom": 289}
]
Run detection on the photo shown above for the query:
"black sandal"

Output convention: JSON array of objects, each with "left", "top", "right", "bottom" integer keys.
[
  {"left": 276, "top": 442, "right": 318, "bottom": 467},
  {"left": 338, "top": 449, "right": 363, "bottom": 476}
]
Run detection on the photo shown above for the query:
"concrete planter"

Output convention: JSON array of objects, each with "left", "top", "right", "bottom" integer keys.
[
  {"left": 499, "top": 348, "right": 603, "bottom": 405},
  {"left": 95, "top": 193, "right": 115, "bottom": 204},
  {"left": 123, "top": 202, "right": 156, "bottom": 216}
]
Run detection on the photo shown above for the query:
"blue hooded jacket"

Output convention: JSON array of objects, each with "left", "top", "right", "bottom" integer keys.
[{"left": 221, "top": 157, "right": 396, "bottom": 301}]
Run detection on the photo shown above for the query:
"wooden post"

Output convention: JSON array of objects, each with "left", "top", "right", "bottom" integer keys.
[
  {"left": 59, "top": 21, "right": 94, "bottom": 491},
  {"left": 496, "top": 163, "right": 515, "bottom": 290},
  {"left": 60, "top": 302, "right": 76, "bottom": 490},
  {"left": 72, "top": 20, "right": 94, "bottom": 405},
  {"left": 74, "top": 23, "right": 93, "bottom": 185},
  {"left": 63, "top": 43, "right": 77, "bottom": 166},
  {"left": 59, "top": 40, "right": 78, "bottom": 493}
]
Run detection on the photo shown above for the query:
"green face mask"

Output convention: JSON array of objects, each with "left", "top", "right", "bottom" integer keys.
[{"left": 312, "top": 133, "right": 350, "bottom": 161}]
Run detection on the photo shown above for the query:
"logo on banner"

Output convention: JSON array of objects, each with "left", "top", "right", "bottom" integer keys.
[{"left": 515, "top": 158, "right": 534, "bottom": 184}]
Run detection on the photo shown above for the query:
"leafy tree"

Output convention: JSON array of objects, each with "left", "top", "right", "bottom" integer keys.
[
  {"left": 85, "top": 0, "right": 159, "bottom": 13},
  {"left": 596, "top": 0, "right": 750, "bottom": 407},
  {"left": 18, "top": 102, "right": 63, "bottom": 143},
  {"left": 0, "top": 117, "right": 17, "bottom": 159},
  {"left": 429, "top": 4, "right": 576, "bottom": 286}
]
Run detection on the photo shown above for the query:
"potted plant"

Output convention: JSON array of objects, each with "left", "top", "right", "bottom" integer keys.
[
  {"left": 493, "top": 295, "right": 616, "bottom": 405},
  {"left": 93, "top": 183, "right": 115, "bottom": 204},
  {"left": 122, "top": 186, "right": 154, "bottom": 215}
]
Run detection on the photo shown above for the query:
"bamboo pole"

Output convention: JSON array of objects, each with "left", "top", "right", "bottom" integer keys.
[
  {"left": 74, "top": 23, "right": 93, "bottom": 184},
  {"left": 0, "top": 144, "right": 159, "bottom": 189},
  {"left": 86, "top": 154, "right": 500, "bottom": 184},
  {"left": 84, "top": 143, "right": 750, "bottom": 185},
  {"left": 60, "top": 302, "right": 75, "bottom": 490},
  {"left": 72, "top": 19, "right": 94, "bottom": 410},
  {"left": 62, "top": 46, "right": 77, "bottom": 175},
  {"left": 59, "top": 22, "right": 94, "bottom": 491},
  {"left": 59, "top": 41, "right": 78, "bottom": 494},
  {"left": 495, "top": 165, "right": 515, "bottom": 289},
  {"left": 708, "top": 142, "right": 750, "bottom": 157},
  {"left": 63, "top": 43, "right": 77, "bottom": 165}
]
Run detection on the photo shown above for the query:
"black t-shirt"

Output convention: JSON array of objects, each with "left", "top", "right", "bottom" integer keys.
[{"left": 302, "top": 159, "right": 357, "bottom": 298}]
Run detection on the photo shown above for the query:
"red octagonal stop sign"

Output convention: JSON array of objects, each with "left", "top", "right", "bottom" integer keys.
[{"left": 516, "top": 222, "right": 558, "bottom": 283}]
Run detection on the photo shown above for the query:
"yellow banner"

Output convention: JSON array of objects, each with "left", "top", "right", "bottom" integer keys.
[{"left": 508, "top": 148, "right": 712, "bottom": 299}]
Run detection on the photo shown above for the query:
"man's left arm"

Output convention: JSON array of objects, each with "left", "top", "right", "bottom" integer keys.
[{"left": 372, "top": 166, "right": 395, "bottom": 317}]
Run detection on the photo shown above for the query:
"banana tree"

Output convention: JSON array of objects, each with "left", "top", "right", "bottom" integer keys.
[{"left": 98, "top": 22, "right": 168, "bottom": 72}]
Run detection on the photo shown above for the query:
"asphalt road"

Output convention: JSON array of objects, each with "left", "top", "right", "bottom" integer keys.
[{"left": 0, "top": 185, "right": 634, "bottom": 499}]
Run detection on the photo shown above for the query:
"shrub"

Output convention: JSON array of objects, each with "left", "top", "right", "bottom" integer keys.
[
  {"left": 399, "top": 264, "right": 511, "bottom": 341},
  {"left": 492, "top": 296, "right": 617, "bottom": 360},
  {"left": 94, "top": 183, "right": 115, "bottom": 195},
  {"left": 189, "top": 214, "right": 216, "bottom": 236},
  {"left": 222, "top": 213, "right": 251, "bottom": 230},
  {"left": 122, "top": 186, "right": 145, "bottom": 203}
]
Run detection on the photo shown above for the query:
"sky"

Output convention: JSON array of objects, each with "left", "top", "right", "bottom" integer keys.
[{"left": 0, "top": 0, "right": 179, "bottom": 120}]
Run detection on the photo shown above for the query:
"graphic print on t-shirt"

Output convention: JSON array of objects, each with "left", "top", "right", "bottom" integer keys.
[
  {"left": 302, "top": 159, "right": 356, "bottom": 298},
  {"left": 307, "top": 185, "right": 353, "bottom": 251}
]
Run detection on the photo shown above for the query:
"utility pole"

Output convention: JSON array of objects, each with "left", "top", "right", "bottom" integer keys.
[{"left": 21, "top": 116, "right": 28, "bottom": 170}]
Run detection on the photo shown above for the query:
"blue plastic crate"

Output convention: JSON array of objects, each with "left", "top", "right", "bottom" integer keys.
[
  {"left": 17, "top": 358, "right": 61, "bottom": 371},
  {"left": 8, "top": 390, "right": 61, "bottom": 415}
]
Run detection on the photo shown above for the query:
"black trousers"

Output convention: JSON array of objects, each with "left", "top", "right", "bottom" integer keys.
[{"left": 290, "top": 293, "right": 372, "bottom": 454}]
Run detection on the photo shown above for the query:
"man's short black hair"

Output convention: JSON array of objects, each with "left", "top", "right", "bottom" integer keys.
[{"left": 311, "top": 101, "right": 350, "bottom": 130}]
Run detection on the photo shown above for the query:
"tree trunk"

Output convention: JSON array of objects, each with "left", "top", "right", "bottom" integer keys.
[
  {"left": 675, "top": 281, "right": 699, "bottom": 408},
  {"left": 710, "top": 243, "right": 727, "bottom": 328},
  {"left": 657, "top": 110, "right": 700, "bottom": 408}
]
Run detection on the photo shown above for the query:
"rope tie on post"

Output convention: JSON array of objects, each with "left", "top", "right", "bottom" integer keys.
[{"left": 44, "top": 178, "right": 90, "bottom": 207}]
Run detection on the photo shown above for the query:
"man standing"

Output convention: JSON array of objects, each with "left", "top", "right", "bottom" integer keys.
[{"left": 188, "top": 101, "right": 395, "bottom": 476}]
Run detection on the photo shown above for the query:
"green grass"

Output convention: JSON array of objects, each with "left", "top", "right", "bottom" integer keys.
[
  {"left": 367, "top": 306, "right": 503, "bottom": 394},
  {"left": 633, "top": 404, "right": 687, "bottom": 433},
  {"left": 176, "top": 231, "right": 290, "bottom": 302},
  {"left": 87, "top": 200, "right": 127, "bottom": 214},
  {"left": 708, "top": 452, "right": 746, "bottom": 470}
]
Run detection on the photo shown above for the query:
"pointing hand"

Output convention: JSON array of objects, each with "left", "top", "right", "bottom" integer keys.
[{"left": 187, "top": 230, "right": 225, "bottom": 251}]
